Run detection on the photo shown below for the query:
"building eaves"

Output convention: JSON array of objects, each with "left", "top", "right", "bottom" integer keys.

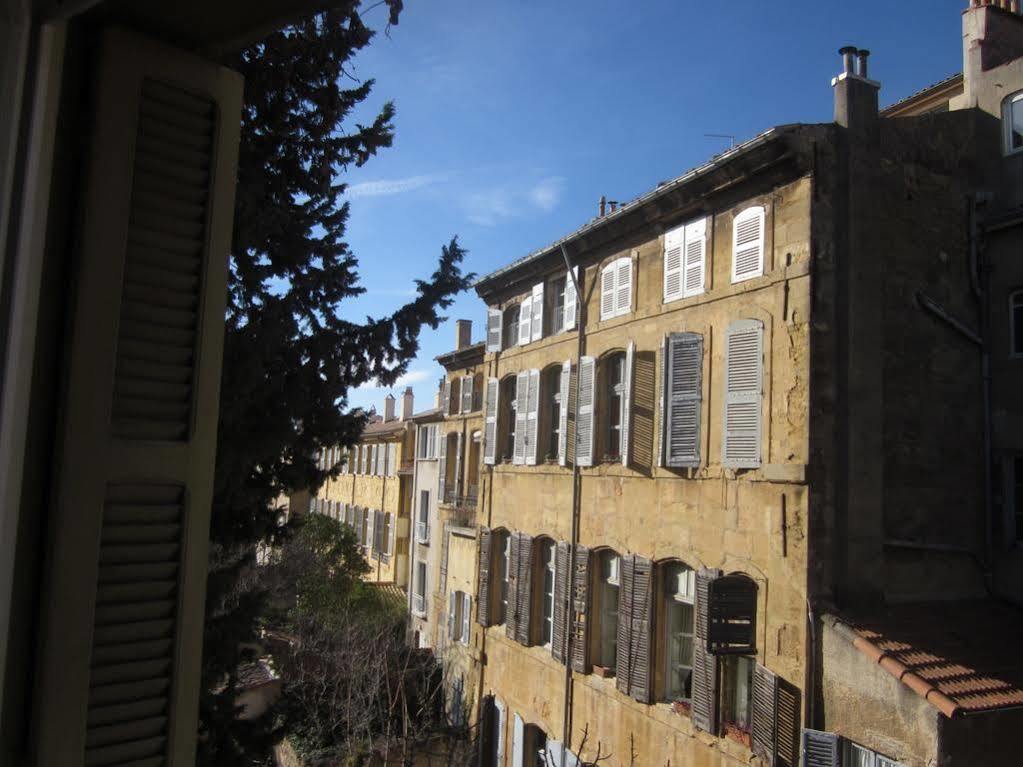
[
  {"left": 411, "top": 407, "right": 443, "bottom": 423},
  {"left": 361, "top": 419, "right": 407, "bottom": 438},
  {"left": 436, "top": 341, "right": 485, "bottom": 370},
  {"left": 473, "top": 125, "right": 800, "bottom": 295},
  {"left": 880, "top": 72, "right": 964, "bottom": 117}
]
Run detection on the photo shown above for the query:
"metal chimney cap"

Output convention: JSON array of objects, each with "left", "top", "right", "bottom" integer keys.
[{"left": 838, "top": 45, "right": 858, "bottom": 55}]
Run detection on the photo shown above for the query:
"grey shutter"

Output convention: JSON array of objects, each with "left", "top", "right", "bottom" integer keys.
[
  {"left": 665, "top": 333, "right": 703, "bottom": 468},
  {"left": 570, "top": 545, "right": 590, "bottom": 673},
  {"left": 621, "top": 341, "right": 635, "bottom": 467},
  {"left": 690, "top": 568, "right": 722, "bottom": 733},
  {"left": 484, "top": 378, "right": 499, "bottom": 465},
  {"left": 628, "top": 556, "right": 654, "bottom": 703},
  {"left": 551, "top": 542, "right": 570, "bottom": 664},
  {"left": 657, "top": 336, "right": 667, "bottom": 467},
  {"left": 454, "top": 432, "right": 463, "bottom": 499},
  {"left": 367, "top": 509, "right": 376, "bottom": 554},
  {"left": 462, "top": 375, "right": 473, "bottom": 413},
  {"left": 477, "top": 527, "right": 492, "bottom": 627},
  {"left": 558, "top": 360, "right": 572, "bottom": 466},
  {"left": 438, "top": 431, "right": 447, "bottom": 499},
  {"left": 564, "top": 266, "right": 578, "bottom": 331},
  {"left": 34, "top": 33, "right": 246, "bottom": 765},
  {"left": 515, "top": 533, "right": 534, "bottom": 646},
  {"left": 615, "top": 555, "right": 635, "bottom": 696},
  {"left": 525, "top": 369, "right": 540, "bottom": 466},
  {"left": 722, "top": 319, "right": 764, "bottom": 468},
  {"left": 751, "top": 664, "right": 778, "bottom": 765},
  {"left": 486, "top": 308, "right": 503, "bottom": 352},
  {"left": 776, "top": 678, "right": 801, "bottom": 767},
  {"left": 707, "top": 574, "right": 757, "bottom": 654},
  {"left": 575, "top": 356, "right": 596, "bottom": 467},
  {"left": 530, "top": 282, "right": 544, "bottom": 341},
  {"left": 442, "top": 379, "right": 452, "bottom": 417},
  {"left": 513, "top": 371, "right": 528, "bottom": 464},
  {"left": 802, "top": 730, "right": 841, "bottom": 767},
  {"left": 505, "top": 533, "right": 520, "bottom": 641}
]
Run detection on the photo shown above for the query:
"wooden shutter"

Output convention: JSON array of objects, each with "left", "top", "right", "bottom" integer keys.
[
  {"left": 600, "top": 263, "right": 615, "bottom": 320},
  {"left": 665, "top": 333, "right": 703, "bottom": 468},
  {"left": 462, "top": 375, "right": 473, "bottom": 413},
  {"left": 454, "top": 432, "right": 463, "bottom": 499},
  {"left": 570, "top": 545, "right": 590, "bottom": 673},
  {"left": 531, "top": 282, "right": 544, "bottom": 341},
  {"left": 707, "top": 573, "right": 757, "bottom": 654},
  {"left": 389, "top": 443, "right": 397, "bottom": 476},
  {"left": 513, "top": 371, "right": 528, "bottom": 464},
  {"left": 486, "top": 308, "right": 503, "bottom": 352},
  {"left": 442, "top": 379, "right": 452, "bottom": 417},
  {"left": 802, "top": 730, "right": 841, "bottom": 767},
  {"left": 518, "top": 296, "right": 532, "bottom": 346},
  {"left": 628, "top": 556, "right": 653, "bottom": 703},
  {"left": 690, "top": 568, "right": 722, "bottom": 733},
  {"left": 551, "top": 542, "right": 570, "bottom": 664},
  {"left": 657, "top": 336, "right": 667, "bottom": 467},
  {"left": 722, "top": 319, "right": 764, "bottom": 469},
  {"left": 462, "top": 593, "right": 472, "bottom": 642},
  {"left": 621, "top": 341, "right": 635, "bottom": 467},
  {"left": 387, "top": 512, "right": 395, "bottom": 555},
  {"left": 479, "top": 697, "right": 495, "bottom": 766},
  {"left": 367, "top": 509, "right": 376, "bottom": 554},
  {"left": 564, "top": 266, "right": 578, "bottom": 331},
  {"left": 34, "top": 28, "right": 243, "bottom": 767},
  {"left": 751, "top": 664, "right": 778, "bottom": 765},
  {"left": 732, "top": 205, "right": 765, "bottom": 283},
  {"left": 575, "top": 356, "right": 596, "bottom": 467},
  {"left": 525, "top": 368, "right": 540, "bottom": 465},
  {"left": 616, "top": 555, "right": 635, "bottom": 696},
  {"left": 438, "top": 431, "right": 447, "bottom": 499},
  {"left": 515, "top": 534, "right": 533, "bottom": 646},
  {"left": 511, "top": 714, "right": 525, "bottom": 767},
  {"left": 477, "top": 528, "right": 492, "bottom": 627},
  {"left": 683, "top": 217, "right": 707, "bottom": 297},
  {"left": 448, "top": 591, "right": 458, "bottom": 641},
  {"left": 558, "top": 360, "right": 571, "bottom": 466},
  {"left": 615, "top": 257, "right": 632, "bottom": 316},
  {"left": 663, "top": 224, "right": 685, "bottom": 302},
  {"left": 776, "top": 678, "right": 801, "bottom": 767},
  {"left": 484, "top": 378, "right": 499, "bottom": 465},
  {"left": 505, "top": 532, "right": 520, "bottom": 641}
]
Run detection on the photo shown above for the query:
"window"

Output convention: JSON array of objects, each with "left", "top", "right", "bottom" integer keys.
[
  {"left": 1004, "top": 91, "right": 1023, "bottom": 155},
  {"left": 662, "top": 564, "right": 695, "bottom": 701},
  {"left": 550, "top": 275, "right": 567, "bottom": 334},
  {"left": 418, "top": 424, "right": 438, "bottom": 459},
  {"left": 599, "top": 257, "right": 633, "bottom": 320},
  {"left": 413, "top": 561, "right": 427, "bottom": 614},
  {"left": 604, "top": 352, "right": 626, "bottom": 459},
  {"left": 417, "top": 490, "right": 430, "bottom": 542},
  {"left": 502, "top": 304, "right": 520, "bottom": 350},
  {"left": 524, "top": 724, "right": 548, "bottom": 767},
  {"left": 1012, "top": 290, "right": 1023, "bottom": 357},
  {"left": 594, "top": 551, "right": 620, "bottom": 670},
  {"left": 546, "top": 367, "right": 563, "bottom": 460},
  {"left": 501, "top": 376, "right": 518, "bottom": 460},
  {"left": 664, "top": 218, "right": 707, "bottom": 302},
  {"left": 722, "top": 320, "right": 764, "bottom": 469},
  {"left": 448, "top": 591, "right": 471, "bottom": 644},
  {"left": 846, "top": 740, "right": 904, "bottom": 767},
  {"left": 537, "top": 540, "right": 556, "bottom": 647},
  {"left": 721, "top": 655, "right": 754, "bottom": 737},
  {"left": 731, "top": 206, "right": 765, "bottom": 283}
]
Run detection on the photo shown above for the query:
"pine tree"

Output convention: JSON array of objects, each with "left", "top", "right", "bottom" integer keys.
[{"left": 198, "top": 4, "right": 472, "bottom": 763}]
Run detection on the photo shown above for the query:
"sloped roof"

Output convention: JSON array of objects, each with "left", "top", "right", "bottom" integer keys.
[{"left": 828, "top": 601, "right": 1023, "bottom": 717}]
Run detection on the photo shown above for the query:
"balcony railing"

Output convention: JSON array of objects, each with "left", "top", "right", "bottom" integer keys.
[
  {"left": 441, "top": 485, "right": 479, "bottom": 510},
  {"left": 412, "top": 593, "right": 425, "bottom": 615}
]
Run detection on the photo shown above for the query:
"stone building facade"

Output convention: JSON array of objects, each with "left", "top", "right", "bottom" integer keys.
[{"left": 469, "top": 5, "right": 1023, "bottom": 767}]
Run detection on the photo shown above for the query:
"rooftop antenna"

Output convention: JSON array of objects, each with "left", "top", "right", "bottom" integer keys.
[{"left": 704, "top": 133, "right": 736, "bottom": 148}]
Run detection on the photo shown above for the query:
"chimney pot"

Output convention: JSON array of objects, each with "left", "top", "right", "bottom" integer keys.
[
  {"left": 856, "top": 49, "right": 871, "bottom": 78},
  {"left": 383, "top": 393, "right": 396, "bottom": 422},
  {"left": 400, "top": 387, "right": 414, "bottom": 421},
  {"left": 455, "top": 319, "right": 472, "bottom": 351},
  {"left": 598, "top": 195, "right": 607, "bottom": 217},
  {"left": 839, "top": 45, "right": 858, "bottom": 75}
]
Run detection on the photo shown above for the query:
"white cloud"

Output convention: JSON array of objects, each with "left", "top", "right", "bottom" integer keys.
[
  {"left": 347, "top": 174, "right": 441, "bottom": 198},
  {"left": 464, "top": 188, "right": 516, "bottom": 227},
  {"left": 353, "top": 368, "right": 432, "bottom": 393},
  {"left": 528, "top": 176, "right": 566, "bottom": 212}
]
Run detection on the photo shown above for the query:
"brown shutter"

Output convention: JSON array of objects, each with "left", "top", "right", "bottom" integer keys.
[
  {"left": 477, "top": 527, "right": 492, "bottom": 627},
  {"left": 690, "top": 568, "right": 722, "bottom": 733},
  {"left": 751, "top": 663, "right": 778, "bottom": 765},
  {"left": 628, "top": 556, "right": 654, "bottom": 704},
  {"left": 707, "top": 573, "right": 757, "bottom": 654},
  {"left": 551, "top": 542, "right": 570, "bottom": 664},
  {"left": 515, "top": 534, "right": 534, "bottom": 646},
  {"left": 776, "top": 678, "right": 802, "bottom": 767},
  {"left": 615, "top": 555, "right": 635, "bottom": 696},
  {"left": 570, "top": 545, "right": 590, "bottom": 673},
  {"left": 505, "top": 532, "right": 520, "bottom": 640}
]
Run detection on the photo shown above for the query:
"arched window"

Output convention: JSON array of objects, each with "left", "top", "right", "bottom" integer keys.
[
  {"left": 1004, "top": 91, "right": 1023, "bottom": 155},
  {"left": 661, "top": 562, "right": 695, "bottom": 702}
]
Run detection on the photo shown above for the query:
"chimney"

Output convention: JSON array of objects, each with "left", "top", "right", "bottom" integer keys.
[
  {"left": 963, "top": 0, "right": 1023, "bottom": 105},
  {"left": 832, "top": 46, "right": 880, "bottom": 142},
  {"left": 400, "top": 387, "right": 414, "bottom": 421},
  {"left": 434, "top": 377, "right": 444, "bottom": 409},
  {"left": 383, "top": 393, "right": 396, "bottom": 422},
  {"left": 455, "top": 319, "right": 472, "bottom": 351},
  {"left": 598, "top": 195, "right": 606, "bottom": 217}
]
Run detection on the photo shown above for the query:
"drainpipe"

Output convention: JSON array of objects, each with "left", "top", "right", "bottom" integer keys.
[{"left": 559, "top": 243, "right": 585, "bottom": 767}]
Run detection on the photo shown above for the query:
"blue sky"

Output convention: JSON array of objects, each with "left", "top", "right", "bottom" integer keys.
[{"left": 340, "top": 0, "right": 965, "bottom": 414}]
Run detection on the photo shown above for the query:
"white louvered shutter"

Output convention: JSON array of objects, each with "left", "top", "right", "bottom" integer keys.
[
  {"left": 34, "top": 28, "right": 244, "bottom": 767},
  {"left": 657, "top": 335, "right": 667, "bottom": 467},
  {"left": 732, "top": 206, "right": 765, "bottom": 283},
  {"left": 615, "top": 257, "right": 632, "bottom": 316},
  {"left": 448, "top": 592, "right": 458, "bottom": 641},
  {"left": 518, "top": 296, "right": 532, "bottom": 346},
  {"left": 621, "top": 341, "right": 635, "bottom": 466},
  {"left": 513, "top": 371, "right": 528, "bottom": 464},
  {"left": 666, "top": 333, "right": 703, "bottom": 467},
  {"left": 442, "top": 378, "right": 452, "bottom": 417},
  {"left": 352, "top": 445, "right": 359, "bottom": 474},
  {"left": 530, "top": 282, "right": 544, "bottom": 341},
  {"left": 361, "top": 444, "right": 368, "bottom": 474},
  {"left": 600, "top": 263, "right": 616, "bottom": 320},
  {"left": 723, "top": 319, "right": 764, "bottom": 468},
  {"left": 511, "top": 714, "right": 524, "bottom": 767},
  {"left": 663, "top": 224, "right": 685, "bottom": 302},
  {"left": 461, "top": 375, "right": 473, "bottom": 413},
  {"left": 525, "top": 369, "right": 540, "bottom": 465},
  {"left": 454, "top": 432, "right": 463, "bottom": 498},
  {"left": 576, "top": 356, "right": 596, "bottom": 467},
  {"left": 564, "top": 266, "right": 578, "bottom": 331},
  {"left": 683, "top": 218, "right": 707, "bottom": 297},
  {"left": 438, "top": 431, "right": 448, "bottom": 498},
  {"left": 387, "top": 512, "right": 396, "bottom": 554},
  {"left": 486, "top": 308, "right": 503, "bottom": 352},
  {"left": 483, "top": 378, "right": 499, "bottom": 465},
  {"left": 558, "top": 360, "right": 571, "bottom": 466},
  {"left": 461, "top": 593, "right": 471, "bottom": 642}
]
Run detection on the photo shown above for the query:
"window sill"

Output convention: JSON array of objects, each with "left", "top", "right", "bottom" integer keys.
[{"left": 722, "top": 723, "right": 751, "bottom": 749}]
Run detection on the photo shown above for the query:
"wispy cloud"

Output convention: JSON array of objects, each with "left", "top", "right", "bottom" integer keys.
[
  {"left": 354, "top": 368, "right": 433, "bottom": 393},
  {"left": 464, "top": 188, "right": 516, "bottom": 227},
  {"left": 347, "top": 174, "right": 443, "bottom": 199},
  {"left": 463, "top": 175, "right": 567, "bottom": 226},
  {"left": 528, "top": 176, "right": 566, "bottom": 212}
]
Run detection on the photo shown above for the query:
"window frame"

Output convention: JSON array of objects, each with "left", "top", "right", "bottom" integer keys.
[
  {"left": 592, "top": 550, "right": 620, "bottom": 671},
  {"left": 500, "top": 375, "right": 518, "bottom": 461},
  {"left": 413, "top": 561, "right": 427, "bottom": 615},
  {"left": 603, "top": 352, "right": 626, "bottom": 460},
  {"left": 661, "top": 562, "right": 696, "bottom": 703},
  {"left": 536, "top": 539, "right": 557, "bottom": 648},
  {"left": 502, "top": 304, "right": 520, "bottom": 351},
  {"left": 545, "top": 365, "right": 562, "bottom": 460},
  {"left": 720, "top": 655, "right": 755, "bottom": 739},
  {"left": 1004, "top": 91, "right": 1023, "bottom": 156},
  {"left": 417, "top": 489, "right": 430, "bottom": 543}
]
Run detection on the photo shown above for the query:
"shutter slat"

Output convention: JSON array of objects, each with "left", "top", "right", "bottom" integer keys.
[
  {"left": 477, "top": 528, "right": 492, "bottom": 627},
  {"left": 776, "top": 679, "right": 801, "bottom": 767},
  {"left": 621, "top": 341, "right": 634, "bottom": 467},
  {"left": 663, "top": 224, "right": 684, "bottom": 302},
  {"left": 518, "top": 296, "right": 532, "bottom": 346},
  {"left": 576, "top": 357, "right": 596, "bottom": 466},
  {"left": 731, "top": 206, "right": 765, "bottom": 283},
  {"left": 552, "top": 542, "right": 570, "bottom": 664},
  {"left": 690, "top": 568, "right": 721, "bottom": 733},
  {"left": 629, "top": 556, "right": 653, "bottom": 703},
  {"left": 484, "top": 378, "right": 499, "bottom": 465},
  {"left": 486, "top": 308, "right": 503, "bottom": 352},
  {"left": 615, "top": 555, "right": 635, "bottom": 696},
  {"left": 751, "top": 664, "right": 778, "bottom": 764},
  {"left": 515, "top": 533, "right": 533, "bottom": 646},
  {"left": 530, "top": 282, "right": 544, "bottom": 342},
  {"left": 505, "top": 532, "right": 520, "bottom": 642},
  {"left": 600, "top": 264, "right": 615, "bottom": 319},
  {"left": 665, "top": 333, "right": 703, "bottom": 467},
  {"left": 616, "top": 258, "right": 632, "bottom": 315},
  {"left": 570, "top": 545, "right": 590, "bottom": 673},
  {"left": 723, "top": 320, "right": 764, "bottom": 468},
  {"left": 802, "top": 730, "right": 841, "bottom": 767},
  {"left": 683, "top": 218, "right": 706, "bottom": 297}
]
